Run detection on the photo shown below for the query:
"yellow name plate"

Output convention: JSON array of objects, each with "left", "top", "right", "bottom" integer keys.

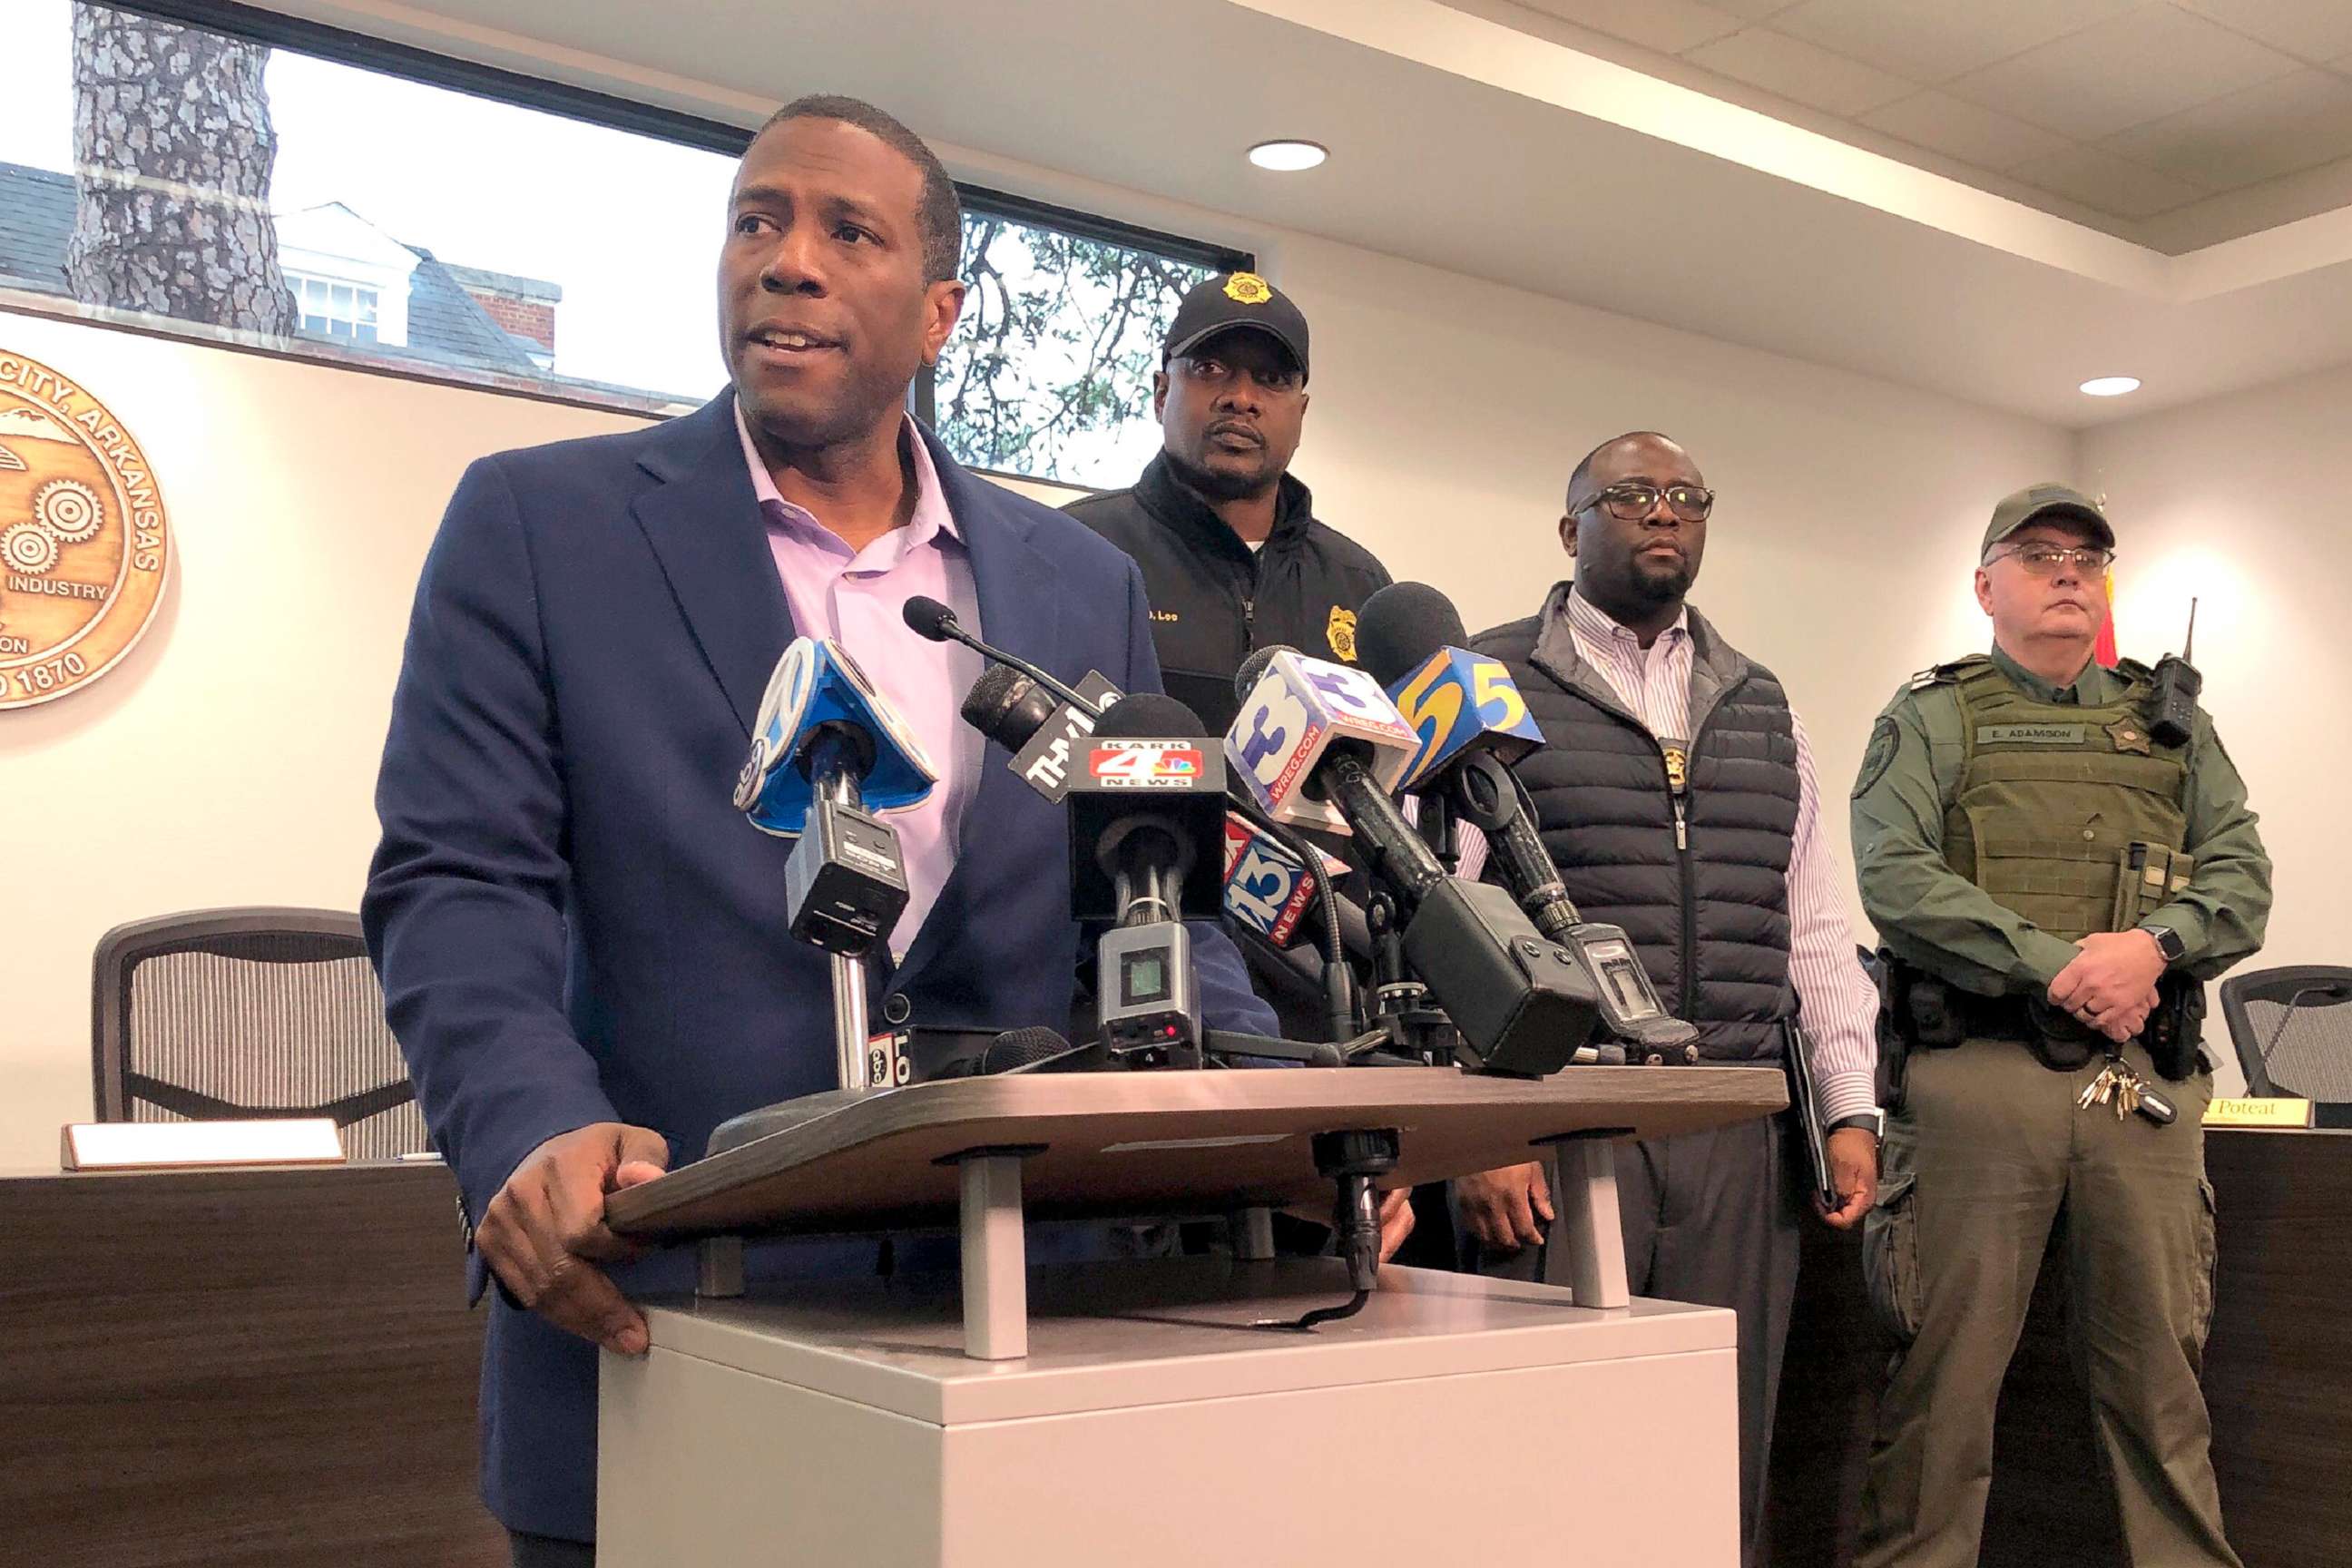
[{"left": 2203, "top": 1097, "right": 2315, "bottom": 1129}]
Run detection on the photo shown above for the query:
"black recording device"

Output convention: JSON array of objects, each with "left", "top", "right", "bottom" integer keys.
[
  {"left": 1063, "top": 693, "right": 1228, "bottom": 1064},
  {"left": 781, "top": 720, "right": 911, "bottom": 956},
  {"left": 2147, "top": 597, "right": 2201, "bottom": 750},
  {"left": 959, "top": 654, "right": 1364, "bottom": 1043},
  {"left": 1354, "top": 583, "right": 1700, "bottom": 1064}
]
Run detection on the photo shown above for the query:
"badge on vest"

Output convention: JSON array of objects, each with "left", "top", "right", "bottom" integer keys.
[
  {"left": 1661, "top": 740, "right": 1690, "bottom": 796},
  {"left": 1327, "top": 605, "right": 1358, "bottom": 662},
  {"left": 2107, "top": 719, "right": 2152, "bottom": 756},
  {"left": 1975, "top": 723, "right": 2084, "bottom": 745}
]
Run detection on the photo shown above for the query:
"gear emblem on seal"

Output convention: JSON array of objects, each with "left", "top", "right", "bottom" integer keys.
[
  {"left": 2, "top": 520, "right": 60, "bottom": 575},
  {"left": 33, "top": 477, "right": 103, "bottom": 544}
]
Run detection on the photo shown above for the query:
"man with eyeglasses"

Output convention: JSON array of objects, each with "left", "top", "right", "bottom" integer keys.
[
  {"left": 1454, "top": 430, "right": 1884, "bottom": 1566},
  {"left": 1849, "top": 483, "right": 2269, "bottom": 1568}
]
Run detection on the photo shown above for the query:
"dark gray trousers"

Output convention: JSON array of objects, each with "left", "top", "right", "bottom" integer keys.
[
  {"left": 1474, "top": 1115, "right": 1802, "bottom": 1568},
  {"left": 510, "top": 1530, "right": 594, "bottom": 1567}
]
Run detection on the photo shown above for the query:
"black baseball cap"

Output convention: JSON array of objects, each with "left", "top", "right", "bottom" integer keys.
[
  {"left": 1162, "top": 271, "right": 1309, "bottom": 380},
  {"left": 1982, "top": 482, "right": 2114, "bottom": 556}
]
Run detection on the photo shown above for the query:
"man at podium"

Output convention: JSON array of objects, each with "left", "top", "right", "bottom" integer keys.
[{"left": 363, "top": 94, "right": 1276, "bottom": 1564}]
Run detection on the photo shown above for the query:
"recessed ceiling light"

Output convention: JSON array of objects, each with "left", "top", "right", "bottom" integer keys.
[
  {"left": 1248, "top": 140, "right": 1328, "bottom": 172},
  {"left": 2079, "top": 376, "right": 2141, "bottom": 397}
]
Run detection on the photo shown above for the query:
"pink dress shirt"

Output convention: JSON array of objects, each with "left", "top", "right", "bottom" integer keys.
[{"left": 736, "top": 405, "right": 983, "bottom": 959}]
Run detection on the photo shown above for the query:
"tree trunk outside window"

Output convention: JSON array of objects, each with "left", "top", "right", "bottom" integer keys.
[{"left": 66, "top": 5, "right": 297, "bottom": 337}]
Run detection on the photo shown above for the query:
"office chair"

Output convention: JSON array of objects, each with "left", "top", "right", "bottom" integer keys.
[
  {"left": 92, "top": 907, "right": 429, "bottom": 1160},
  {"left": 2217, "top": 965, "right": 2352, "bottom": 1113}
]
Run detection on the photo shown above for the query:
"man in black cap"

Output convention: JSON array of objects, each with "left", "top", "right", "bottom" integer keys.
[{"left": 1064, "top": 270, "right": 1392, "bottom": 736}]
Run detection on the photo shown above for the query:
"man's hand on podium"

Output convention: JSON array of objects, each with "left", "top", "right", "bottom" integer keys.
[
  {"left": 480, "top": 1122, "right": 671, "bottom": 1357},
  {"left": 1455, "top": 1161, "right": 1553, "bottom": 1252}
]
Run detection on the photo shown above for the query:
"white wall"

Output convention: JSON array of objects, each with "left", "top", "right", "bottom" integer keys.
[{"left": 2079, "top": 365, "right": 2351, "bottom": 985}]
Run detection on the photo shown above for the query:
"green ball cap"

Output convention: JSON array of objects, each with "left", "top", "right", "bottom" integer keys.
[{"left": 1982, "top": 482, "right": 2115, "bottom": 557}]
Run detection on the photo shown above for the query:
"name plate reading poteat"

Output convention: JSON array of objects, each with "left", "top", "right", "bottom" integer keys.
[
  {"left": 2201, "top": 1096, "right": 2315, "bottom": 1129},
  {"left": 61, "top": 1117, "right": 347, "bottom": 1171}
]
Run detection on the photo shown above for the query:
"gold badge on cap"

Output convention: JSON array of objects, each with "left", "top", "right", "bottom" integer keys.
[
  {"left": 1327, "top": 605, "right": 1357, "bottom": 662},
  {"left": 1223, "top": 272, "right": 1273, "bottom": 306}
]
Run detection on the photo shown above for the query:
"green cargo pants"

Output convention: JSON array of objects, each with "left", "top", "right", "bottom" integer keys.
[{"left": 1856, "top": 1037, "right": 2232, "bottom": 1568}]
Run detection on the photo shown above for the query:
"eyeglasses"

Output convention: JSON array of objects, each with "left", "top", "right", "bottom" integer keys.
[
  {"left": 1570, "top": 481, "right": 1714, "bottom": 524},
  {"left": 1985, "top": 543, "right": 2115, "bottom": 575}
]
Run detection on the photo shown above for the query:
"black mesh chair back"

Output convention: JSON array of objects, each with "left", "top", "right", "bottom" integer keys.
[
  {"left": 2217, "top": 965, "right": 2352, "bottom": 1102},
  {"left": 92, "top": 908, "right": 428, "bottom": 1160}
]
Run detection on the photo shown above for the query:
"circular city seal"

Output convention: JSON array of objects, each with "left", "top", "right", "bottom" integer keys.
[{"left": 0, "top": 350, "right": 169, "bottom": 708}]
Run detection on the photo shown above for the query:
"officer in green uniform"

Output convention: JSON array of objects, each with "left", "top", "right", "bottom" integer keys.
[{"left": 1849, "top": 483, "right": 2270, "bottom": 1568}]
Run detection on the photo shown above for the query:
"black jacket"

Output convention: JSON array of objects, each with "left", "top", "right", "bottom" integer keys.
[
  {"left": 1063, "top": 453, "right": 1392, "bottom": 734},
  {"left": 1474, "top": 589, "right": 1800, "bottom": 1062}
]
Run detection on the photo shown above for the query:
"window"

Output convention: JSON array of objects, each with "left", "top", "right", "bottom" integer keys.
[
  {"left": 0, "top": 1, "right": 1247, "bottom": 477},
  {"left": 926, "top": 195, "right": 1244, "bottom": 490},
  {"left": 293, "top": 277, "right": 380, "bottom": 345}
]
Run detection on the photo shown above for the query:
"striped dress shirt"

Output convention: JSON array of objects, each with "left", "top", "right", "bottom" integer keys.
[{"left": 1459, "top": 587, "right": 1880, "bottom": 1124}]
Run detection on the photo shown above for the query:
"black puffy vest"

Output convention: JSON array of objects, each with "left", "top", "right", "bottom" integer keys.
[{"left": 1473, "top": 604, "right": 1800, "bottom": 1061}]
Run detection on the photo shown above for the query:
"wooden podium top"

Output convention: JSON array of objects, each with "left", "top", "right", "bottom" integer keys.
[{"left": 606, "top": 1064, "right": 1786, "bottom": 1241}]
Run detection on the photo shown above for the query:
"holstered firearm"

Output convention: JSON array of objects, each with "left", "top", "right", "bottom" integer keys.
[
  {"left": 2143, "top": 974, "right": 2205, "bottom": 1081},
  {"left": 1875, "top": 953, "right": 1966, "bottom": 1112}
]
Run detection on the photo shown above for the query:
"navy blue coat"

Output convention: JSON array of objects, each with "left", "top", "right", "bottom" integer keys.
[{"left": 362, "top": 391, "right": 1273, "bottom": 1539}]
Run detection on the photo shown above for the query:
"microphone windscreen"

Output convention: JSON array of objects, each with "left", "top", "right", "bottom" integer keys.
[
  {"left": 979, "top": 1026, "right": 1077, "bottom": 1073},
  {"left": 1356, "top": 582, "right": 1469, "bottom": 686},
  {"left": 960, "top": 665, "right": 1060, "bottom": 750},
  {"left": 1233, "top": 644, "right": 1292, "bottom": 698},
  {"left": 1093, "top": 691, "right": 1207, "bottom": 739},
  {"left": 901, "top": 594, "right": 957, "bottom": 641}
]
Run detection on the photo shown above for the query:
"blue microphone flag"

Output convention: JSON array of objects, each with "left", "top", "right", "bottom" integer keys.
[
  {"left": 1385, "top": 648, "right": 1544, "bottom": 790},
  {"left": 733, "top": 636, "right": 936, "bottom": 837}
]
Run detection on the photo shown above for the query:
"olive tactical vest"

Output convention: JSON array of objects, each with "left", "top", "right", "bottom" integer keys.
[{"left": 1938, "top": 656, "right": 2193, "bottom": 941}]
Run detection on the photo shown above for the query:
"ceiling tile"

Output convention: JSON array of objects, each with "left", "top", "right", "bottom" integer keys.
[
  {"left": 2103, "top": 67, "right": 2352, "bottom": 189},
  {"left": 2174, "top": 0, "right": 2352, "bottom": 64},
  {"left": 1681, "top": 27, "right": 1917, "bottom": 116},
  {"left": 2008, "top": 143, "right": 2206, "bottom": 217},
  {"left": 1768, "top": 0, "right": 2141, "bottom": 84},
  {"left": 1857, "top": 90, "right": 2074, "bottom": 172},
  {"left": 1514, "top": 0, "right": 1746, "bottom": 54},
  {"left": 1945, "top": 6, "right": 2303, "bottom": 142}
]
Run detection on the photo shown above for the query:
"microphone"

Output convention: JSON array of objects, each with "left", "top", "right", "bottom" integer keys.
[
  {"left": 903, "top": 594, "right": 1094, "bottom": 713},
  {"left": 1225, "top": 648, "right": 1606, "bottom": 1075},
  {"left": 1228, "top": 645, "right": 1440, "bottom": 895},
  {"left": 1357, "top": 583, "right": 1698, "bottom": 1065},
  {"left": 734, "top": 636, "right": 936, "bottom": 1092},
  {"left": 959, "top": 662, "right": 1122, "bottom": 802},
  {"left": 1358, "top": 583, "right": 1545, "bottom": 791}
]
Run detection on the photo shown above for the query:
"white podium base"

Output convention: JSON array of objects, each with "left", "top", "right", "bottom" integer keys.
[{"left": 598, "top": 1257, "right": 1738, "bottom": 1566}]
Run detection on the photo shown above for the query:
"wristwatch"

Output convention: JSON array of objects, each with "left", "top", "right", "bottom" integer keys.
[
  {"left": 1827, "top": 1110, "right": 1886, "bottom": 1142},
  {"left": 2137, "top": 921, "right": 2187, "bottom": 965}
]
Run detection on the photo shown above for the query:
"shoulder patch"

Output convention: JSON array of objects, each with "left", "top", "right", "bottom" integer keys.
[{"left": 1853, "top": 714, "right": 1902, "bottom": 799}]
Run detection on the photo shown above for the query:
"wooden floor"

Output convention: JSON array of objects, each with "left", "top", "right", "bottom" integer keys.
[
  {"left": 1764, "top": 1127, "right": 2352, "bottom": 1568},
  {"left": 0, "top": 1161, "right": 506, "bottom": 1568}
]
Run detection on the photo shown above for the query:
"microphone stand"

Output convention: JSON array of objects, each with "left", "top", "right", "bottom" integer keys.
[{"left": 819, "top": 766, "right": 876, "bottom": 1093}]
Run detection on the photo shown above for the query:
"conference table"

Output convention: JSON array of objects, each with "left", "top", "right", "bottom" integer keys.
[
  {"left": 0, "top": 1160, "right": 505, "bottom": 1568},
  {"left": 5, "top": 1125, "right": 2343, "bottom": 1566}
]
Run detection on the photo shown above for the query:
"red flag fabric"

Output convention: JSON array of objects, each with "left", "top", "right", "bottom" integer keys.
[{"left": 2094, "top": 571, "right": 2118, "bottom": 668}]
